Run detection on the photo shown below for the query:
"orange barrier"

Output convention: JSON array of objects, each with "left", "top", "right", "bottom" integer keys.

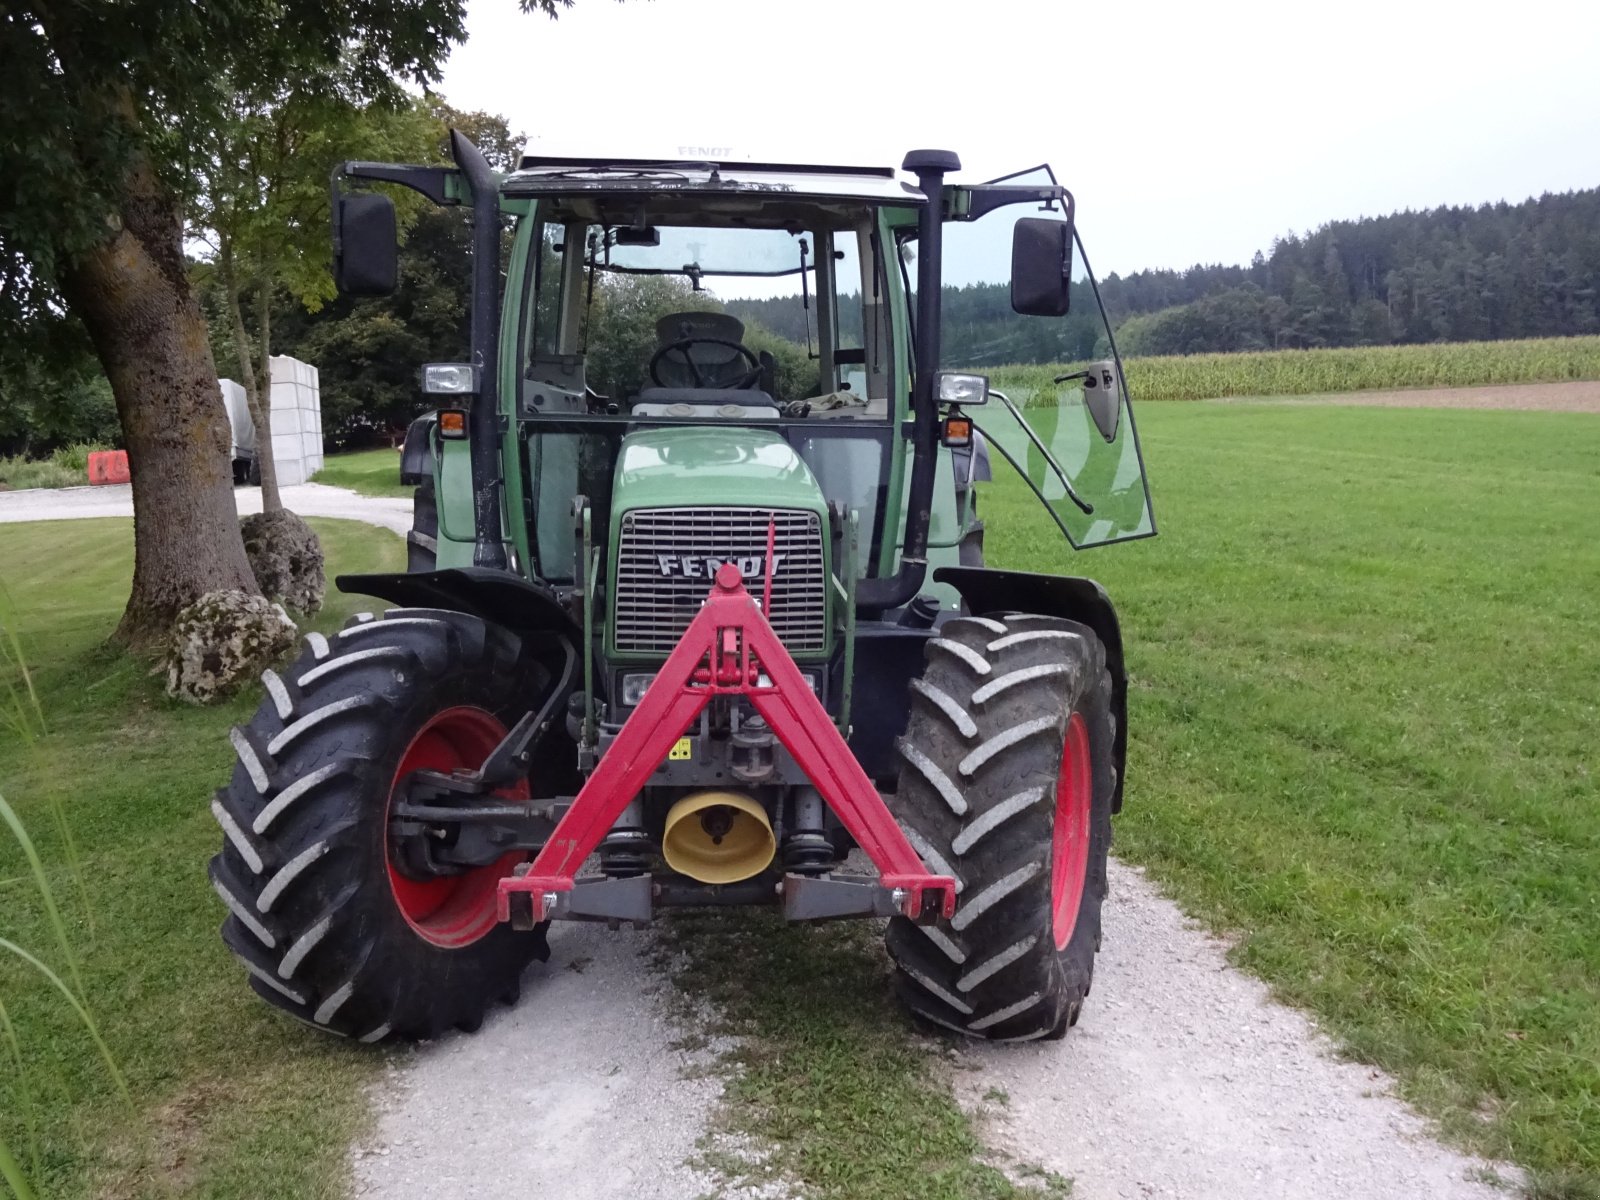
[{"left": 87, "top": 450, "right": 130, "bottom": 486}]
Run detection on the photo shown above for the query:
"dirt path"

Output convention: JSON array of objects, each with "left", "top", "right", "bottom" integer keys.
[
  {"left": 1220, "top": 378, "right": 1600, "bottom": 412},
  {"left": 0, "top": 480, "right": 414, "bottom": 534},
  {"left": 351, "top": 861, "right": 1515, "bottom": 1200},
  {"left": 956, "top": 860, "right": 1514, "bottom": 1200},
  {"left": 351, "top": 924, "right": 721, "bottom": 1200}
]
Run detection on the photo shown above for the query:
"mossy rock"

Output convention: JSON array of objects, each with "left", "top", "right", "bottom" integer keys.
[
  {"left": 165, "top": 589, "right": 298, "bottom": 705},
  {"left": 241, "top": 510, "right": 325, "bottom": 614}
]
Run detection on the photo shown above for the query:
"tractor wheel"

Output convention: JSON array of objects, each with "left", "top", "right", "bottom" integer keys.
[
  {"left": 407, "top": 476, "right": 438, "bottom": 572},
  {"left": 207, "top": 607, "right": 550, "bottom": 1041},
  {"left": 886, "top": 613, "right": 1115, "bottom": 1042}
]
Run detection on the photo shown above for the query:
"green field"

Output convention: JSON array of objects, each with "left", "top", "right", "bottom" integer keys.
[
  {"left": 310, "top": 447, "right": 412, "bottom": 497},
  {"left": 0, "top": 518, "right": 403, "bottom": 1199},
  {"left": 985, "top": 402, "right": 1600, "bottom": 1191},
  {"left": 992, "top": 334, "right": 1600, "bottom": 402},
  {"left": 3, "top": 403, "right": 1598, "bottom": 1196}
]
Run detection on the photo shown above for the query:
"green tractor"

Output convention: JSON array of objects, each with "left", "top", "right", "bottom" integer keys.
[{"left": 208, "top": 135, "right": 1155, "bottom": 1044}]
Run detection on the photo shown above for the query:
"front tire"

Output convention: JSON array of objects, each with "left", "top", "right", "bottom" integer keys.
[
  {"left": 208, "top": 607, "right": 548, "bottom": 1041},
  {"left": 886, "top": 614, "right": 1116, "bottom": 1041}
]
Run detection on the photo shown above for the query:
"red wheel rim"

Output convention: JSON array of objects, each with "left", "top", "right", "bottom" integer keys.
[
  {"left": 1050, "top": 712, "right": 1092, "bottom": 951},
  {"left": 386, "top": 706, "right": 528, "bottom": 949}
]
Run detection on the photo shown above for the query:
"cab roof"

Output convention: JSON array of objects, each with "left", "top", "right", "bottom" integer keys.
[{"left": 503, "top": 157, "right": 925, "bottom": 204}]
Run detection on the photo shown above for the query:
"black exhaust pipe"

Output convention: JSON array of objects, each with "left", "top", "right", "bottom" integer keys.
[
  {"left": 855, "top": 148, "right": 960, "bottom": 614},
  {"left": 450, "top": 130, "right": 509, "bottom": 571}
]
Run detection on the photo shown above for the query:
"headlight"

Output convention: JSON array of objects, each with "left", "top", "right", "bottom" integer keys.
[
  {"left": 935, "top": 371, "right": 988, "bottom": 406},
  {"left": 755, "top": 672, "right": 821, "bottom": 693},
  {"left": 421, "top": 363, "right": 478, "bottom": 395},
  {"left": 621, "top": 673, "right": 655, "bottom": 706}
]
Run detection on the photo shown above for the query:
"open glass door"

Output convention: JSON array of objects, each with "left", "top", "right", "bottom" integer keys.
[{"left": 939, "top": 167, "right": 1155, "bottom": 548}]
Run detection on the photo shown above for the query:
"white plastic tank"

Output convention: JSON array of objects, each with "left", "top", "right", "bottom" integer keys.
[{"left": 220, "top": 378, "right": 254, "bottom": 459}]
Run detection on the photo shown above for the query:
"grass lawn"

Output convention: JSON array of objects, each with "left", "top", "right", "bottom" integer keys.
[
  {"left": 310, "top": 448, "right": 412, "bottom": 498},
  {"left": 0, "top": 517, "right": 403, "bottom": 1199},
  {"left": 986, "top": 402, "right": 1600, "bottom": 1192},
  {"left": 4, "top": 403, "right": 1597, "bottom": 1197}
]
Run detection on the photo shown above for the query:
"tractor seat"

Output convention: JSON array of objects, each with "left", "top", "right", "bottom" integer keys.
[{"left": 653, "top": 312, "right": 753, "bottom": 389}]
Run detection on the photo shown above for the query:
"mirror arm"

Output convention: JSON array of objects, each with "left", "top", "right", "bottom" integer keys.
[
  {"left": 332, "top": 163, "right": 461, "bottom": 207},
  {"left": 957, "top": 184, "right": 1071, "bottom": 222}
]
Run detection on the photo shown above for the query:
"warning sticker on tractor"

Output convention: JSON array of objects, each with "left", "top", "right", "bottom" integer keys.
[{"left": 669, "top": 737, "right": 692, "bottom": 761}]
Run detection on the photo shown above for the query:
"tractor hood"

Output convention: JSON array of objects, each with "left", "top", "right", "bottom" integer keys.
[{"left": 611, "top": 426, "right": 827, "bottom": 515}]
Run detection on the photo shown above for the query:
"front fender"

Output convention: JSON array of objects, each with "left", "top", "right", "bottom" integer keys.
[
  {"left": 399, "top": 412, "right": 436, "bottom": 485},
  {"left": 337, "top": 568, "right": 579, "bottom": 640},
  {"left": 933, "top": 566, "right": 1130, "bottom": 813}
]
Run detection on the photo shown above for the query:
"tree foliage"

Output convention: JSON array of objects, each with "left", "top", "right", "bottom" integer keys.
[
  {"left": 188, "top": 73, "right": 439, "bottom": 504},
  {"left": 733, "top": 188, "right": 1600, "bottom": 365},
  {"left": 0, "top": 0, "right": 567, "bottom": 642},
  {"left": 270, "top": 103, "right": 523, "bottom": 446},
  {"left": 1108, "top": 190, "right": 1600, "bottom": 356}
]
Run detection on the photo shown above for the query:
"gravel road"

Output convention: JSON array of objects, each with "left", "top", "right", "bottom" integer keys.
[
  {"left": 352, "top": 861, "right": 1515, "bottom": 1200},
  {"left": 0, "top": 480, "right": 414, "bottom": 534},
  {"left": 955, "top": 859, "right": 1514, "bottom": 1200},
  {"left": 352, "top": 923, "right": 721, "bottom": 1200}
]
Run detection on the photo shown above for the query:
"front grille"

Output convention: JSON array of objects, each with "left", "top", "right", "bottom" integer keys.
[{"left": 614, "top": 507, "right": 828, "bottom": 654}]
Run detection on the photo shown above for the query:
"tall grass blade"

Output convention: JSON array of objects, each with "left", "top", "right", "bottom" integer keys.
[
  {"left": 0, "top": 1133, "right": 39, "bottom": 1200},
  {"left": 0, "top": 582, "right": 44, "bottom": 746},
  {"left": 0, "top": 586, "right": 95, "bottom": 935},
  {"left": 0, "top": 937, "right": 128, "bottom": 1104},
  {"left": 0, "top": 997, "right": 40, "bottom": 1180},
  {"left": 42, "top": 794, "right": 94, "bottom": 941},
  {"left": 0, "top": 793, "right": 85, "bottom": 1000}
]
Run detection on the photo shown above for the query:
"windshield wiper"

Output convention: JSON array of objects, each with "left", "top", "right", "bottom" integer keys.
[{"left": 538, "top": 164, "right": 701, "bottom": 182}]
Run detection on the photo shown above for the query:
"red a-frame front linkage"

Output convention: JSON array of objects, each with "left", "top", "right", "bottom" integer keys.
[{"left": 498, "top": 562, "right": 957, "bottom": 924}]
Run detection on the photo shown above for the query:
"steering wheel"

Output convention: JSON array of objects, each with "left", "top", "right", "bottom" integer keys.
[{"left": 649, "top": 337, "right": 763, "bottom": 390}]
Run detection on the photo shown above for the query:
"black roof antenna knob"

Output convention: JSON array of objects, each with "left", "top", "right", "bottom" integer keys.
[{"left": 901, "top": 149, "right": 962, "bottom": 174}]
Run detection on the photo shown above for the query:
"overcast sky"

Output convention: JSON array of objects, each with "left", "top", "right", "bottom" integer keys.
[{"left": 437, "top": 0, "right": 1600, "bottom": 279}]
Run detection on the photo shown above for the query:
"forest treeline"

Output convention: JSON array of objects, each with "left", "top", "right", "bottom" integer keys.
[
  {"left": 732, "top": 187, "right": 1600, "bottom": 360},
  {"left": 7, "top": 180, "right": 1596, "bottom": 457}
]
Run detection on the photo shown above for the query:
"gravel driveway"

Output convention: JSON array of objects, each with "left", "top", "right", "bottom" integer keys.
[
  {"left": 957, "top": 860, "right": 1513, "bottom": 1199},
  {"left": 355, "top": 861, "right": 1514, "bottom": 1200},
  {"left": 0, "top": 480, "right": 413, "bottom": 535},
  {"left": 353, "top": 924, "right": 721, "bottom": 1200}
]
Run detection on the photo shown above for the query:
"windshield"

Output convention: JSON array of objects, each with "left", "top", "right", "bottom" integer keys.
[
  {"left": 603, "top": 225, "right": 811, "bottom": 282},
  {"left": 515, "top": 194, "right": 907, "bottom": 579},
  {"left": 519, "top": 194, "right": 897, "bottom": 409}
]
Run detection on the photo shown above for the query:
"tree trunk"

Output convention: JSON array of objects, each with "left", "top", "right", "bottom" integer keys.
[
  {"left": 220, "top": 241, "right": 282, "bottom": 513},
  {"left": 254, "top": 275, "right": 282, "bottom": 512},
  {"left": 59, "top": 151, "right": 259, "bottom": 648}
]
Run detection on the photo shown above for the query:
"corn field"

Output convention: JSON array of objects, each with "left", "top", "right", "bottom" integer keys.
[{"left": 988, "top": 334, "right": 1600, "bottom": 404}]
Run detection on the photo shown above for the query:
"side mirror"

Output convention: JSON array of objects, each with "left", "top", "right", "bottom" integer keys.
[
  {"left": 1010, "top": 217, "right": 1073, "bottom": 317},
  {"left": 333, "top": 192, "right": 398, "bottom": 296},
  {"left": 1056, "top": 360, "right": 1122, "bottom": 442}
]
